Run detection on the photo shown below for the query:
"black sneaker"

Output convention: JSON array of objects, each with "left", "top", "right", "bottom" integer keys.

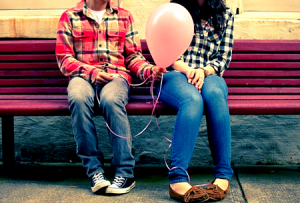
[
  {"left": 90, "top": 172, "right": 111, "bottom": 193},
  {"left": 105, "top": 176, "right": 135, "bottom": 194}
]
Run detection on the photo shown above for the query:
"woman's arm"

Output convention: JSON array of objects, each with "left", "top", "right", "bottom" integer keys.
[
  {"left": 171, "top": 60, "right": 191, "bottom": 75},
  {"left": 172, "top": 60, "right": 206, "bottom": 92},
  {"left": 208, "top": 11, "right": 234, "bottom": 75}
]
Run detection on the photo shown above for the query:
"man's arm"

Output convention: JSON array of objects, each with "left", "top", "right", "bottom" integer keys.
[{"left": 123, "top": 13, "right": 154, "bottom": 81}]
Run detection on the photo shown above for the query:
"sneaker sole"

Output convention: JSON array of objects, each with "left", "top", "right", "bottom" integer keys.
[
  {"left": 91, "top": 181, "right": 111, "bottom": 193},
  {"left": 105, "top": 181, "right": 135, "bottom": 194}
]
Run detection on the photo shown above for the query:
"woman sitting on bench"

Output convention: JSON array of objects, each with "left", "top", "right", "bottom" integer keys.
[{"left": 152, "top": 0, "right": 235, "bottom": 202}]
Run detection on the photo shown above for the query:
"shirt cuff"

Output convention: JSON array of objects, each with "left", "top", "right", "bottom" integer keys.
[
  {"left": 209, "top": 63, "right": 221, "bottom": 75},
  {"left": 143, "top": 64, "right": 154, "bottom": 80}
]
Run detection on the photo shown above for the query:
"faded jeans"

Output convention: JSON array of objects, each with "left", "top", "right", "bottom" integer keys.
[
  {"left": 67, "top": 77, "right": 134, "bottom": 178},
  {"left": 157, "top": 71, "right": 233, "bottom": 183}
]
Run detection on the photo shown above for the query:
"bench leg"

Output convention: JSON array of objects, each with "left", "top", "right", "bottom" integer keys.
[{"left": 2, "top": 116, "right": 15, "bottom": 168}]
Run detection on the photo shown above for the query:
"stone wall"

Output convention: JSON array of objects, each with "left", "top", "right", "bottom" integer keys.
[
  {"left": 1, "top": 0, "right": 300, "bottom": 39},
  {"left": 1, "top": 115, "right": 299, "bottom": 165},
  {"left": 120, "top": 0, "right": 244, "bottom": 39}
]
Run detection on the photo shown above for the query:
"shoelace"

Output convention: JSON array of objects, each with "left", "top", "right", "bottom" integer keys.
[
  {"left": 112, "top": 176, "right": 125, "bottom": 187},
  {"left": 92, "top": 173, "right": 105, "bottom": 182}
]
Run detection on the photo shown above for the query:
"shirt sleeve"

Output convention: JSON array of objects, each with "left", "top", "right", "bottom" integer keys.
[
  {"left": 208, "top": 11, "right": 234, "bottom": 76},
  {"left": 55, "top": 12, "right": 102, "bottom": 84},
  {"left": 124, "top": 13, "right": 154, "bottom": 81}
]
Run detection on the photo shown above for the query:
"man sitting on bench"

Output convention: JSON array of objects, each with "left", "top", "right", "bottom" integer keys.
[{"left": 56, "top": 0, "right": 164, "bottom": 195}]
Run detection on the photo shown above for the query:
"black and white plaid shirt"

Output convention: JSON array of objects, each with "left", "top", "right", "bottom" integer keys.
[{"left": 180, "top": 9, "right": 234, "bottom": 76}]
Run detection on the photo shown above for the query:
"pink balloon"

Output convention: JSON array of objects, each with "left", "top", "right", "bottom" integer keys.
[{"left": 146, "top": 3, "right": 194, "bottom": 68}]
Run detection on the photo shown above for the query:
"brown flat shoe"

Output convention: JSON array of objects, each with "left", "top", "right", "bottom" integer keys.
[
  {"left": 169, "top": 185, "right": 209, "bottom": 202},
  {"left": 205, "top": 183, "right": 230, "bottom": 201}
]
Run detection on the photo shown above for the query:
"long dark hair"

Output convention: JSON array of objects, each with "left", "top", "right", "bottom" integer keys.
[{"left": 170, "top": 0, "right": 227, "bottom": 31}]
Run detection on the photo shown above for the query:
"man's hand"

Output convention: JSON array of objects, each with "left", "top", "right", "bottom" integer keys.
[
  {"left": 186, "top": 69, "right": 205, "bottom": 93},
  {"left": 94, "top": 72, "right": 113, "bottom": 86},
  {"left": 151, "top": 66, "right": 167, "bottom": 80}
]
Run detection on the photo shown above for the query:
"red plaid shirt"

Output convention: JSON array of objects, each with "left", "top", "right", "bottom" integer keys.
[{"left": 56, "top": 0, "right": 153, "bottom": 85}]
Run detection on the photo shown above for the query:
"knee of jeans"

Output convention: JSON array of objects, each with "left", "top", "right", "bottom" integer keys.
[
  {"left": 190, "top": 93, "right": 202, "bottom": 103},
  {"left": 180, "top": 93, "right": 203, "bottom": 117},
  {"left": 203, "top": 85, "right": 227, "bottom": 102},
  {"left": 99, "top": 94, "right": 125, "bottom": 113},
  {"left": 68, "top": 91, "right": 94, "bottom": 110},
  {"left": 182, "top": 92, "right": 202, "bottom": 108}
]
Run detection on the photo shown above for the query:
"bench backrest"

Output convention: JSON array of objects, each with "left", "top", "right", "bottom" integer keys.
[
  {"left": 0, "top": 40, "right": 66, "bottom": 100},
  {"left": 0, "top": 39, "right": 300, "bottom": 101}
]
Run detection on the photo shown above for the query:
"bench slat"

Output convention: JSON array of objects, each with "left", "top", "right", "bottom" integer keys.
[
  {"left": 0, "top": 95, "right": 158, "bottom": 101},
  {"left": 1, "top": 87, "right": 300, "bottom": 95},
  {"left": 1, "top": 39, "right": 299, "bottom": 53},
  {"left": 232, "top": 54, "right": 300, "bottom": 61},
  {"left": 229, "top": 62, "right": 300, "bottom": 69},
  {"left": 228, "top": 95, "right": 300, "bottom": 100},
  {"left": 1, "top": 99, "right": 300, "bottom": 116},
  {"left": 0, "top": 55, "right": 56, "bottom": 61},
  {"left": 1, "top": 79, "right": 299, "bottom": 87},
  {"left": 0, "top": 70, "right": 64, "bottom": 77},
  {"left": 1, "top": 95, "right": 299, "bottom": 101},
  {"left": 1, "top": 62, "right": 299, "bottom": 70},
  {"left": 142, "top": 54, "right": 154, "bottom": 62},
  {"left": 2, "top": 70, "right": 299, "bottom": 78},
  {"left": 0, "top": 95, "right": 67, "bottom": 100},
  {"left": 229, "top": 100, "right": 300, "bottom": 115},
  {"left": 228, "top": 87, "right": 300, "bottom": 95},
  {"left": 226, "top": 79, "right": 300, "bottom": 86},
  {"left": 0, "top": 87, "right": 67, "bottom": 94},
  {"left": 141, "top": 40, "right": 300, "bottom": 52},
  {"left": 0, "top": 40, "right": 56, "bottom": 53},
  {"left": 0, "top": 79, "right": 68, "bottom": 86},
  {"left": 0, "top": 100, "right": 163, "bottom": 116},
  {"left": 0, "top": 62, "right": 58, "bottom": 70},
  {"left": 231, "top": 40, "right": 300, "bottom": 52},
  {"left": 223, "top": 70, "right": 300, "bottom": 77}
]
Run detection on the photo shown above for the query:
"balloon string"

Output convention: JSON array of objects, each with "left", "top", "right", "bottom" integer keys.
[
  {"left": 97, "top": 75, "right": 163, "bottom": 139},
  {"left": 98, "top": 74, "right": 195, "bottom": 186},
  {"left": 130, "top": 75, "right": 152, "bottom": 87}
]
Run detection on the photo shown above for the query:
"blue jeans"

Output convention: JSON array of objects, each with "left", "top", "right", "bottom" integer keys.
[
  {"left": 158, "top": 71, "right": 233, "bottom": 184},
  {"left": 67, "top": 77, "right": 134, "bottom": 178}
]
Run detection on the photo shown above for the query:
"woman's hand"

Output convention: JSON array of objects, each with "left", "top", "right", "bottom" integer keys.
[
  {"left": 151, "top": 66, "right": 167, "bottom": 80},
  {"left": 186, "top": 69, "right": 205, "bottom": 93}
]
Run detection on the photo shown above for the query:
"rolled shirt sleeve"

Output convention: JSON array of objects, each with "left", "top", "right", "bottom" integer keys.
[{"left": 208, "top": 11, "right": 234, "bottom": 76}]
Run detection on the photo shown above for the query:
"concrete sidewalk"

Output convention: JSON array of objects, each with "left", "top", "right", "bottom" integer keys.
[{"left": 0, "top": 163, "right": 299, "bottom": 203}]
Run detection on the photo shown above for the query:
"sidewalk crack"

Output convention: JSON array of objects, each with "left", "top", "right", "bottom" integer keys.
[{"left": 233, "top": 165, "right": 249, "bottom": 203}]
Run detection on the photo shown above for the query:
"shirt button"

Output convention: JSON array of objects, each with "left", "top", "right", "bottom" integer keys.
[
  {"left": 81, "top": 32, "right": 84, "bottom": 35},
  {"left": 99, "top": 44, "right": 102, "bottom": 47},
  {"left": 99, "top": 31, "right": 102, "bottom": 33},
  {"left": 115, "top": 32, "right": 118, "bottom": 35},
  {"left": 100, "top": 58, "right": 103, "bottom": 61}
]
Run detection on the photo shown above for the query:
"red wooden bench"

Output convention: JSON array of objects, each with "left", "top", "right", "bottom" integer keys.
[{"left": 1, "top": 39, "right": 300, "bottom": 168}]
